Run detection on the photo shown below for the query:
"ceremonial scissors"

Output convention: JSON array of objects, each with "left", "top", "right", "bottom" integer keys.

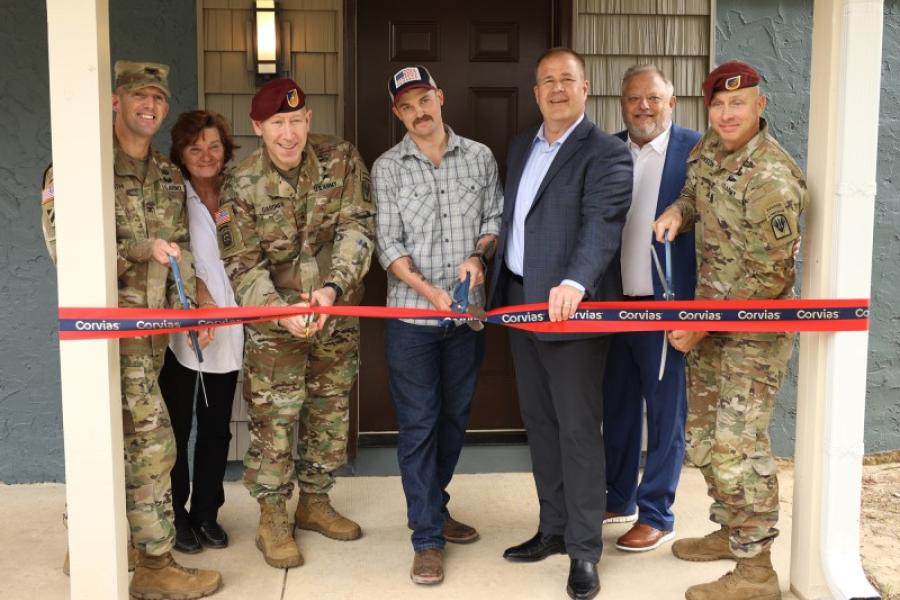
[
  {"left": 447, "top": 272, "right": 486, "bottom": 330},
  {"left": 651, "top": 232, "right": 674, "bottom": 381},
  {"left": 169, "top": 255, "right": 209, "bottom": 406}
]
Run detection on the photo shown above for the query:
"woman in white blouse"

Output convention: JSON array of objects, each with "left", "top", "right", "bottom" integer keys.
[{"left": 160, "top": 111, "right": 244, "bottom": 554}]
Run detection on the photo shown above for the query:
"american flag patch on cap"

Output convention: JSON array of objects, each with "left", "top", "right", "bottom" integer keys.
[
  {"left": 214, "top": 209, "right": 232, "bottom": 225},
  {"left": 394, "top": 67, "right": 421, "bottom": 88}
]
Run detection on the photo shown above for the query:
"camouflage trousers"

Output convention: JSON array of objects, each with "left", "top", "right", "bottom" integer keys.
[
  {"left": 242, "top": 315, "right": 359, "bottom": 502},
  {"left": 684, "top": 333, "right": 793, "bottom": 558},
  {"left": 120, "top": 348, "right": 177, "bottom": 556}
]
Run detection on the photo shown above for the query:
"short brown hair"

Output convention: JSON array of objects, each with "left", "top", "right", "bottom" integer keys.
[
  {"left": 169, "top": 110, "right": 237, "bottom": 178},
  {"left": 535, "top": 47, "right": 586, "bottom": 81}
]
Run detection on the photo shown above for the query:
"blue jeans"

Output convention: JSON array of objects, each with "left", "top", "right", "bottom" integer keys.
[{"left": 384, "top": 319, "right": 486, "bottom": 551}]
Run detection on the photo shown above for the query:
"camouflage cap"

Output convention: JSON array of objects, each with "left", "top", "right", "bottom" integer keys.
[{"left": 114, "top": 61, "right": 171, "bottom": 98}]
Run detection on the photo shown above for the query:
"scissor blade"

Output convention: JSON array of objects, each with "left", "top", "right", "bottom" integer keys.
[
  {"left": 658, "top": 334, "right": 668, "bottom": 381},
  {"left": 651, "top": 245, "right": 671, "bottom": 298}
]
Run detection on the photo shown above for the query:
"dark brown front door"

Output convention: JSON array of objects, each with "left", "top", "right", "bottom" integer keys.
[{"left": 351, "top": 0, "right": 566, "bottom": 439}]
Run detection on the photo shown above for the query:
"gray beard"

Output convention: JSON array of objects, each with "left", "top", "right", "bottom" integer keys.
[{"left": 626, "top": 118, "right": 671, "bottom": 142}]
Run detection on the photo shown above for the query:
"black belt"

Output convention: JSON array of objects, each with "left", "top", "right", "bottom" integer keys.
[{"left": 624, "top": 295, "right": 655, "bottom": 301}]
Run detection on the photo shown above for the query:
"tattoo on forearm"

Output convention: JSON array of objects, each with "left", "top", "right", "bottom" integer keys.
[{"left": 404, "top": 258, "right": 429, "bottom": 283}]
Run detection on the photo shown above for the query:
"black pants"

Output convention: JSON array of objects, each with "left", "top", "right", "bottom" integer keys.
[
  {"left": 158, "top": 348, "right": 238, "bottom": 527},
  {"left": 506, "top": 277, "right": 610, "bottom": 562}
]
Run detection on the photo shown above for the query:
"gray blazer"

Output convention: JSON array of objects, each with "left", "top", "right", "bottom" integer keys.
[{"left": 488, "top": 116, "right": 633, "bottom": 341}]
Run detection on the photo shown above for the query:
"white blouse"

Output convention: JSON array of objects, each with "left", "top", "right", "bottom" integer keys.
[{"left": 169, "top": 180, "right": 244, "bottom": 373}]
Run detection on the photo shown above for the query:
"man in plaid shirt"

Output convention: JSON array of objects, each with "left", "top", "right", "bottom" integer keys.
[{"left": 372, "top": 65, "right": 503, "bottom": 586}]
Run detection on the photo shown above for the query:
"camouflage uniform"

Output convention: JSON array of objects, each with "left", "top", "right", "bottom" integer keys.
[
  {"left": 217, "top": 136, "right": 374, "bottom": 502},
  {"left": 42, "top": 143, "right": 196, "bottom": 556},
  {"left": 673, "top": 118, "right": 806, "bottom": 558}
]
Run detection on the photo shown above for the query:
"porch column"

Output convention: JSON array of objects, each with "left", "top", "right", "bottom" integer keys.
[
  {"left": 46, "top": 0, "right": 128, "bottom": 598},
  {"left": 793, "top": 0, "right": 882, "bottom": 598}
]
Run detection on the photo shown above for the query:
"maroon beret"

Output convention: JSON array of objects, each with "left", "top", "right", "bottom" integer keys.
[
  {"left": 250, "top": 78, "right": 306, "bottom": 122},
  {"left": 701, "top": 61, "right": 761, "bottom": 107}
]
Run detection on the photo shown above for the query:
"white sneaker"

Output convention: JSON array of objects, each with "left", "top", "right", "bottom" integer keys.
[{"left": 602, "top": 510, "right": 638, "bottom": 524}]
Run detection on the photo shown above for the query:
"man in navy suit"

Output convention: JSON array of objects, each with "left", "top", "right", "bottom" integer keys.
[
  {"left": 489, "top": 47, "right": 632, "bottom": 600},
  {"left": 601, "top": 65, "right": 701, "bottom": 553}
]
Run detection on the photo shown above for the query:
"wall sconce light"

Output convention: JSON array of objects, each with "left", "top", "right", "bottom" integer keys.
[{"left": 247, "top": 0, "right": 292, "bottom": 86}]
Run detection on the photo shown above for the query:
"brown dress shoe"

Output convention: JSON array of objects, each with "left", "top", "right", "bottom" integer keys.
[
  {"left": 602, "top": 510, "right": 638, "bottom": 524},
  {"left": 615, "top": 523, "right": 675, "bottom": 552},
  {"left": 444, "top": 515, "right": 479, "bottom": 544},
  {"left": 410, "top": 548, "right": 444, "bottom": 585}
]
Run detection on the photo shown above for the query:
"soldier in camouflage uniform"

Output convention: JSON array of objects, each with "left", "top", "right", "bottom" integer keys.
[
  {"left": 42, "top": 61, "right": 221, "bottom": 599},
  {"left": 217, "top": 77, "right": 374, "bottom": 569},
  {"left": 653, "top": 61, "right": 807, "bottom": 600}
]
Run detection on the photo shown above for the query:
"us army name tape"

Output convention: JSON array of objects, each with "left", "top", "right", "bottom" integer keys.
[{"left": 58, "top": 299, "right": 869, "bottom": 340}]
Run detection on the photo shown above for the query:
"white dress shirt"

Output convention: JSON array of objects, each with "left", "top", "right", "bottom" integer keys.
[
  {"left": 169, "top": 180, "right": 244, "bottom": 373},
  {"left": 506, "top": 113, "right": 585, "bottom": 290},
  {"left": 621, "top": 125, "right": 671, "bottom": 297}
]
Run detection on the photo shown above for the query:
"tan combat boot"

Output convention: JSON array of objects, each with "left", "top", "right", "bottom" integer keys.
[
  {"left": 64, "top": 541, "right": 139, "bottom": 575},
  {"left": 129, "top": 551, "right": 222, "bottom": 600},
  {"left": 672, "top": 526, "right": 734, "bottom": 561},
  {"left": 295, "top": 493, "right": 362, "bottom": 541},
  {"left": 257, "top": 498, "right": 303, "bottom": 568},
  {"left": 685, "top": 550, "right": 781, "bottom": 600}
]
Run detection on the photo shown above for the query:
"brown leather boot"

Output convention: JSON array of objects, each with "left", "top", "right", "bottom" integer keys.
[
  {"left": 443, "top": 515, "right": 479, "bottom": 544},
  {"left": 64, "top": 541, "right": 139, "bottom": 576},
  {"left": 410, "top": 548, "right": 444, "bottom": 585},
  {"left": 672, "top": 526, "right": 734, "bottom": 561},
  {"left": 129, "top": 551, "right": 222, "bottom": 600},
  {"left": 685, "top": 550, "right": 781, "bottom": 600},
  {"left": 257, "top": 498, "right": 303, "bottom": 568},
  {"left": 294, "top": 493, "right": 361, "bottom": 541}
]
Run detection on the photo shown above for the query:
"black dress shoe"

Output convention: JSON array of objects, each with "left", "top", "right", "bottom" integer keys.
[
  {"left": 503, "top": 531, "right": 566, "bottom": 562},
  {"left": 174, "top": 523, "right": 202, "bottom": 554},
  {"left": 566, "top": 559, "right": 600, "bottom": 600},
  {"left": 193, "top": 520, "right": 229, "bottom": 549}
]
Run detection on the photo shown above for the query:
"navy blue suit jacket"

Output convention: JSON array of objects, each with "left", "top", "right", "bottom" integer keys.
[
  {"left": 615, "top": 123, "right": 701, "bottom": 301},
  {"left": 488, "top": 116, "right": 633, "bottom": 341}
]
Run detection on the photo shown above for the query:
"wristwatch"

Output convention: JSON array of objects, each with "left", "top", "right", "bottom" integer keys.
[{"left": 323, "top": 281, "right": 344, "bottom": 300}]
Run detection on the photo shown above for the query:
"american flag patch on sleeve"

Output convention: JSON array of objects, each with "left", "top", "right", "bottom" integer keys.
[
  {"left": 41, "top": 185, "right": 54, "bottom": 205},
  {"left": 214, "top": 209, "right": 231, "bottom": 225}
]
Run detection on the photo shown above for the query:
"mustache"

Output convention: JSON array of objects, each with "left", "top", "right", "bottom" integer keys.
[{"left": 413, "top": 115, "right": 433, "bottom": 125}]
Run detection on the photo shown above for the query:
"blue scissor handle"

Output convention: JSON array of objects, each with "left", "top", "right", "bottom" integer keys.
[
  {"left": 168, "top": 255, "right": 204, "bottom": 363},
  {"left": 664, "top": 232, "right": 674, "bottom": 301},
  {"left": 450, "top": 272, "right": 471, "bottom": 314}
]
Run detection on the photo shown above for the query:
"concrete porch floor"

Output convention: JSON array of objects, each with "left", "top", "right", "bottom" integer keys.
[{"left": 0, "top": 465, "right": 799, "bottom": 600}]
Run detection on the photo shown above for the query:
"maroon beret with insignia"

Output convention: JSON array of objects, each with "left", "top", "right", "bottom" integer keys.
[
  {"left": 250, "top": 78, "right": 306, "bottom": 122},
  {"left": 701, "top": 60, "right": 762, "bottom": 107}
]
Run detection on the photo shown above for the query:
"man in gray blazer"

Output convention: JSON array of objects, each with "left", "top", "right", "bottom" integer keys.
[{"left": 488, "top": 47, "right": 632, "bottom": 600}]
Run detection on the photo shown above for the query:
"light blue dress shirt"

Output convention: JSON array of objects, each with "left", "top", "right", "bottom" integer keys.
[{"left": 505, "top": 113, "right": 585, "bottom": 292}]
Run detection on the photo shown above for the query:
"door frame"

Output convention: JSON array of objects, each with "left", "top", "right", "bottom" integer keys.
[
  {"left": 342, "top": 0, "right": 572, "bottom": 146},
  {"left": 342, "top": 0, "right": 573, "bottom": 455}
]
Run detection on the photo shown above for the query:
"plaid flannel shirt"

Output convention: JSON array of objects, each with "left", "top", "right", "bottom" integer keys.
[{"left": 373, "top": 127, "right": 503, "bottom": 325}]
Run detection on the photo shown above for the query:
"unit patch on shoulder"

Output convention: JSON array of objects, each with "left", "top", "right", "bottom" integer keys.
[
  {"left": 770, "top": 213, "right": 792, "bottom": 240},
  {"left": 215, "top": 206, "right": 244, "bottom": 257}
]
